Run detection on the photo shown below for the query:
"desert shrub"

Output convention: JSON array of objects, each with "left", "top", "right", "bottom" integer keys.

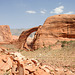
[
  {"left": 61, "top": 41, "right": 67, "bottom": 44},
  {"left": 61, "top": 40, "right": 75, "bottom": 47},
  {"left": 68, "top": 40, "right": 74, "bottom": 43},
  {"left": 61, "top": 41, "right": 68, "bottom": 47}
]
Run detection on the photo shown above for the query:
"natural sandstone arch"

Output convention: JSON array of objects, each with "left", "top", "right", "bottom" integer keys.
[{"left": 18, "top": 26, "right": 40, "bottom": 50}]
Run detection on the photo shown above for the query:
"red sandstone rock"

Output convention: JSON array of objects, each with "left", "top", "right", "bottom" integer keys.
[
  {"left": 0, "top": 50, "right": 74, "bottom": 75},
  {"left": 0, "top": 25, "right": 12, "bottom": 42},
  {"left": 32, "top": 14, "right": 75, "bottom": 49},
  {"left": 0, "top": 55, "right": 12, "bottom": 71},
  {"left": 12, "top": 35, "right": 19, "bottom": 40}
]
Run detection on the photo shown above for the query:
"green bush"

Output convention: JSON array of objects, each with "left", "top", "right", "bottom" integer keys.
[
  {"left": 61, "top": 41, "right": 68, "bottom": 47},
  {"left": 61, "top": 40, "right": 75, "bottom": 47}
]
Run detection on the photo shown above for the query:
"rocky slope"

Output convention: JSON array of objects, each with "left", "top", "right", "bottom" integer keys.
[
  {"left": 0, "top": 47, "right": 74, "bottom": 75},
  {"left": 32, "top": 14, "right": 75, "bottom": 49}
]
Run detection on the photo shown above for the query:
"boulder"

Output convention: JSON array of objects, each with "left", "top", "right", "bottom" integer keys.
[
  {"left": 0, "top": 25, "right": 12, "bottom": 42},
  {"left": 32, "top": 14, "right": 75, "bottom": 49},
  {"left": 0, "top": 49, "right": 74, "bottom": 75}
]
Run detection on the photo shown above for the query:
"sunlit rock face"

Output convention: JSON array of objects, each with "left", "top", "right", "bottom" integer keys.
[{"left": 32, "top": 14, "right": 75, "bottom": 49}]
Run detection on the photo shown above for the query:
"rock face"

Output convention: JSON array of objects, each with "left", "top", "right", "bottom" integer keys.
[
  {"left": 0, "top": 25, "right": 12, "bottom": 42},
  {"left": 32, "top": 14, "right": 75, "bottom": 49}
]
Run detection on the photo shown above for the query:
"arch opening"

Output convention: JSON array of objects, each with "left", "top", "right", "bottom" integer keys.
[
  {"left": 26, "top": 32, "right": 36, "bottom": 46},
  {"left": 18, "top": 26, "right": 39, "bottom": 50}
]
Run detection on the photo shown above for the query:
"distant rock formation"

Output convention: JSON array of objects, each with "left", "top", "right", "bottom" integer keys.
[
  {"left": 0, "top": 25, "right": 12, "bottom": 42},
  {"left": 32, "top": 14, "right": 75, "bottom": 49}
]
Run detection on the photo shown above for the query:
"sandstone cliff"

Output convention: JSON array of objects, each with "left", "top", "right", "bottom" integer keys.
[{"left": 32, "top": 14, "right": 75, "bottom": 49}]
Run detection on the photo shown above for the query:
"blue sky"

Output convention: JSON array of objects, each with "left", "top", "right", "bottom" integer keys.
[{"left": 0, "top": 0, "right": 75, "bottom": 29}]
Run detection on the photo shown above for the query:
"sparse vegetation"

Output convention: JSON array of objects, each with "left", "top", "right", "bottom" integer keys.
[{"left": 1, "top": 40, "right": 75, "bottom": 72}]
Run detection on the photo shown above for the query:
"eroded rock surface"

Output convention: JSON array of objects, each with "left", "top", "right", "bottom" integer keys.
[
  {"left": 32, "top": 14, "right": 75, "bottom": 49},
  {"left": 0, "top": 25, "right": 12, "bottom": 42},
  {"left": 0, "top": 48, "right": 74, "bottom": 75}
]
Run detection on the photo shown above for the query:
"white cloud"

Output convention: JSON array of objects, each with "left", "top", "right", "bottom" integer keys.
[
  {"left": 40, "top": 10, "right": 46, "bottom": 14},
  {"left": 50, "top": 6, "right": 64, "bottom": 14},
  {"left": 26, "top": 10, "right": 36, "bottom": 14},
  {"left": 64, "top": 11, "right": 74, "bottom": 14},
  {"left": 40, "top": 11, "right": 45, "bottom": 14}
]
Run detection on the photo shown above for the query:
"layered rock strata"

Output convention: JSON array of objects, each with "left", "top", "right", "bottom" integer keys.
[{"left": 32, "top": 14, "right": 75, "bottom": 49}]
